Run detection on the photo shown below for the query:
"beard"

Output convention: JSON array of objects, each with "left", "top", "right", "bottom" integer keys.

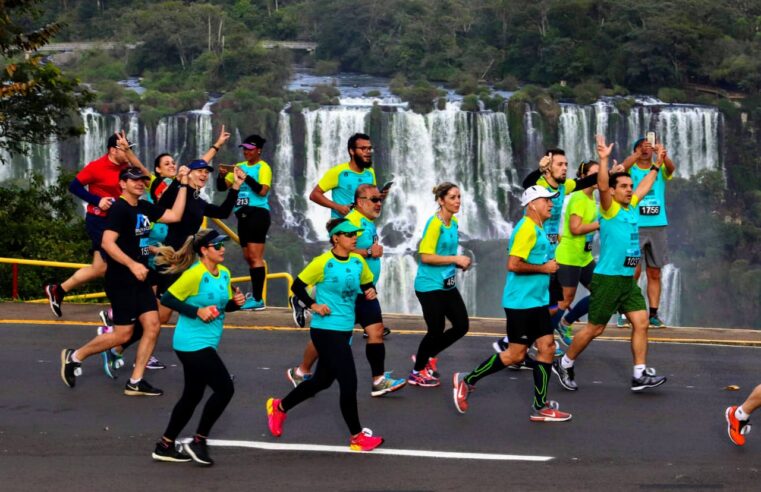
[
  {"left": 356, "top": 154, "right": 373, "bottom": 169},
  {"left": 554, "top": 175, "right": 567, "bottom": 184}
]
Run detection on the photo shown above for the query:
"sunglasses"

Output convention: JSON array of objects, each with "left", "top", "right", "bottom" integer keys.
[
  {"left": 359, "top": 196, "right": 383, "bottom": 203},
  {"left": 337, "top": 231, "right": 358, "bottom": 238},
  {"left": 209, "top": 242, "right": 225, "bottom": 250}
]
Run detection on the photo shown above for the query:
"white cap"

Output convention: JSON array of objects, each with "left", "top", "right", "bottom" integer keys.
[{"left": 521, "top": 185, "right": 559, "bottom": 207}]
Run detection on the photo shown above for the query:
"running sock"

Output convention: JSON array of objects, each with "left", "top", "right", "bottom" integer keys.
[
  {"left": 250, "top": 267, "right": 266, "bottom": 301},
  {"left": 551, "top": 309, "right": 566, "bottom": 329},
  {"left": 464, "top": 354, "right": 506, "bottom": 385},
  {"left": 649, "top": 307, "right": 658, "bottom": 318},
  {"left": 736, "top": 406, "right": 750, "bottom": 421},
  {"left": 561, "top": 354, "right": 574, "bottom": 369},
  {"left": 295, "top": 366, "right": 308, "bottom": 377},
  {"left": 71, "top": 351, "right": 81, "bottom": 363},
  {"left": 366, "top": 342, "right": 385, "bottom": 378},
  {"left": 502, "top": 336, "right": 509, "bottom": 344},
  {"left": 129, "top": 378, "right": 140, "bottom": 384},
  {"left": 564, "top": 296, "right": 590, "bottom": 324},
  {"left": 532, "top": 361, "right": 552, "bottom": 410},
  {"left": 633, "top": 364, "right": 646, "bottom": 379}
]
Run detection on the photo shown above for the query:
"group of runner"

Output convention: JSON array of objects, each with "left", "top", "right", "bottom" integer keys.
[{"left": 47, "top": 127, "right": 757, "bottom": 465}]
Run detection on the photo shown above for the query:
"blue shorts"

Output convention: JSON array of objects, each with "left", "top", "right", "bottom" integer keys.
[
  {"left": 85, "top": 214, "right": 108, "bottom": 255},
  {"left": 355, "top": 294, "right": 383, "bottom": 328}
]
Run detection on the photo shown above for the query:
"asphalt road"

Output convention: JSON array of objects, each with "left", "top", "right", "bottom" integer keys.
[{"left": 1, "top": 319, "right": 759, "bottom": 491}]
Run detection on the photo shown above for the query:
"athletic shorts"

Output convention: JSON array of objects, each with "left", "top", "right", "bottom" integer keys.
[
  {"left": 155, "top": 269, "right": 181, "bottom": 299},
  {"left": 639, "top": 226, "right": 668, "bottom": 268},
  {"left": 587, "top": 274, "right": 646, "bottom": 325},
  {"left": 549, "top": 272, "right": 563, "bottom": 306},
  {"left": 557, "top": 261, "right": 595, "bottom": 289},
  {"left": 106, "top": 281, "right": 158, "bottom": 326},
  {"left": 504, "top": 306, "right": 553, "bottom": 346},
  {"left": 355, "top": 294, "right": 383, "bottom": 328},
  {"left": 236, "top": 206, "right": 271, "bottom": 245},
  {"left": 85, "top": 214, "right": 108, "bottom": 255}
]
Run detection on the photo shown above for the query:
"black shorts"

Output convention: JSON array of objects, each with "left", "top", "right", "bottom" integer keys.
[
  {"left": 557, "top": 261, "right": 595, "bottom": 289},
  {"left": 505, "top": 306, "right": 553, "bottom": 346},
  {"left": 155, "top": 269, "right": 181, "bottom": 299},
  {"left": 236, "top": 206, "right": 271, "bottom": 245},
  {"left": 549, "top": 273, "right": 563, "bottom": 306},
  {"left": 355, "top": 294, "right": 383, "bottom": 328},
  {"left": 106, "top": 282, "right": 158, "bottom": 326},
  {"left": 85, "top": 214, "right": 108, "bottom": 255}
]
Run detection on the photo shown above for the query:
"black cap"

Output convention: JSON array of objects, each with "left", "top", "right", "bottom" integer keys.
[
  {"left": 239, "top": 134, "right": 266, "bottom": 149},
  {"left": 119, "top": 167, "right": 150, "bottom": 181},
  {"left": 193, "top": 230, "right": 229, "bottom": 253},
  {"left": 107, "top": 134, "right": 135, "bottom": 149}
]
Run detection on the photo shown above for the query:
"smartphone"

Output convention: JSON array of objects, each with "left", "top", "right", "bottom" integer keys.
[
  {"left": 646, "top": 132, "right": 656, "bottom": 146},
  {"left": 218, "top": 164, "right": 236, "bottom": 174},
  {"left": 380, "top": 181, "right": 393, "bottom": 193}
]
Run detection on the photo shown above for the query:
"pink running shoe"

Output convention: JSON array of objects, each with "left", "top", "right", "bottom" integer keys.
[
  {"left": 266, "top": 397, "right": 287, "bottom": 437},
  {"left": 350, "top": 428, "right": 384, "bottom": 451}
]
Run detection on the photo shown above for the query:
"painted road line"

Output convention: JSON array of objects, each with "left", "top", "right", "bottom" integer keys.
[{"left": 204, "top": 438, "right": 554, "bottom": 462}]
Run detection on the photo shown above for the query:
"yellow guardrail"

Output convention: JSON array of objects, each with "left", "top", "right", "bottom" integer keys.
[{"left": 1, "top": 217, "right": 293, "bottom": 304}]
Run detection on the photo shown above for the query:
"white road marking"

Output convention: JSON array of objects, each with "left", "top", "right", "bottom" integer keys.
[{"left": 203, "top": 438, "right": 553, "bottom": 462}]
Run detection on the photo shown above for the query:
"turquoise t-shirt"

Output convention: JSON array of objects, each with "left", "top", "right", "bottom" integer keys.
[
  {"left": 297, "top": 250, "right": 374, "bottom": 331},
  {"left": 503, "top": 216, "right": 551, "bottom": 309},
  {"left": 345, "top": 209, "right": 380, "bottom": 283},
  {"left": 140, "top": 176, "right": 170, "bottom": 269},
  {"left": 535, "top": 176, "right": 578, "bottom": 254},
  {"left": 318, "top": 163, "right": 377, "bottom": 218},
  {"left": 629, "top": 165, "right": 671, "bottom": 227},
  {"left": 414, "top": 214, "right": 459, "bottom": 293},
  {"left": 168, "top": 262, "right": 233, "bottom": 352},
  {"left": 228, "top": 160, "right": 272, "bottom": 212},
  {"left": 595, "top": 195, "right": 641, "bottom": 276}
]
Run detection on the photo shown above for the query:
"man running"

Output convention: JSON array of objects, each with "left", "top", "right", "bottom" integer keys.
[
  {"left": 620, "top": 137, "right": 677, "bottom": 327},
  {"left": 552, "top": 135, "right": 667, "bottom": 392},
  {"left": 45, "top": 131, "right": 149, "bottom": 317},
  {"left": 726, "top": 384, "right": 761, "bottom": 446},
  {"left": 60, "top": 167, "right": 188, "bottom": 396}
]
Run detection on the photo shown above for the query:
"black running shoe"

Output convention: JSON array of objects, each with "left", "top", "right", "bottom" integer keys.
[
  {"left": 362, "top": 326, "right": 392, "bottom": 338},
  {"left": 152, "top": 441, "right": 191, "bottom": 463},
  {"left": 289, "top": 295, "right": 307, "bottom": 328},
  {"left": 45, "top": 283, "right": 64, "bottom": 318},
  {"left": 60, "top": 348, "right": 81, "bottom": 388},
  {"left": 124, "top": 379, "right": 163, "bottom": 396},
  {"left": 492, "top": 338, "right": 509, "bottom": 353},
  {"left": 631, "top": 368, "right": 667, "bottom": 392},
  {"left": 183, "top": 438, "right": 214, "bottom": 466},
  {"left": 552, "top": 359, "right": 578, "bottom": 391}
]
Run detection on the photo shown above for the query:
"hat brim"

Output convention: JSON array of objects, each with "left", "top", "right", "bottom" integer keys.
[
  {"left": 239, "top": 143, "right": 258, "bottom": 150},
  {"left": 329, "top": 222, "right": 365, "bottom": 236},
  {"left": 190, "top": 165, "right": 214, "bottom": 172},
  {"left": 121, "top": 174, "right": 151, "bottom": 181}
]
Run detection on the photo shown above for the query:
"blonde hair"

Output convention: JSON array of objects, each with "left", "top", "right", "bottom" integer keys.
[{"left": 155, "top": 229, "right": 216, "bottom": 274}]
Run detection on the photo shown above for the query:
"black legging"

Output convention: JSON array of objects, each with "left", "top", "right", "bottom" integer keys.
[
  {"left": 413, "top": 288, "right": 469, "bottom": 371},
  {"left": 281, "top": 329, "right": 361, "bottom": 435},
  {"left": 163, "top": 347, "right": 235, "bottom": 440}
]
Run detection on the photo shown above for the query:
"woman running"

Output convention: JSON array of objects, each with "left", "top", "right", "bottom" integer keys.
[
  {"left": 408, "top": 182, "right": 471, "bottom": 387},
  {"left": 151, "top": 229, "right": 245, "bottom": 466},
  {"left": 554, "top": 160, "right": 600, "bottom": 346},
  {"left": 266, "top": 218, "right": 384, "bottom": 452}
]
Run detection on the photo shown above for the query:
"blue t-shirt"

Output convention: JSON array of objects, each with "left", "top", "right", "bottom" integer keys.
[
  {"left": 318, "top": 163, "right": 377, "bottom": 218},
  {"left": 595, "top": 196, "right": 641, "bottom": 276},
  {"left": 345, "top": 209, "right": 381, "bottom": 283},
  {"left": 503, "top": 216, "right": 551, "bottom": 309},
  {"left": 229, "top": 160, "right": 272, "bottom": 212},
  {"left": 297, "top": 250, "right": 374, "bottom": 331},
  {"left": 534, "top": 176, "right": 578, "bottom": 255},
  {"left": 414, "top": 214, "right": 459, "bottom": 293},
  {"left": 168, "top": 262, "right": 233, "bottom": 352},
  {"left": 629, "top": 165, "right": 671, "bottom": 227}
]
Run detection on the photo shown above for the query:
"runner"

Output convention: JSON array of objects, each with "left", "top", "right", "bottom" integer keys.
[
  {"left": 452, "top": 185, "right": 571, "bottom": 422},
  {"left": 726, "top": 384, "right": 761, "bottom": 446},
  {"left": 408, "top": 182, "right": 471, "bottom": 388},
  {"left": 151, "top": 229, "right": 245, "bottom": 465},
  {"left": 621, "top": 137, "right": 677, "bottom": 327},
  {"left": 222, "top": 134, "right": 272, "bottom": 310},
  {"left": 553, "top": 160, "right": 600, "bottom": 346},
  {"left": 552, "top": 135, "right": 668, "bottom": 392},
  {"left": 286, "top": 184, "right": 406, "bottom": 397},
  {"left": 44, "top": 131, "right": 149, "bottom": 318},
  {"left": 265, "top": 218, "right": 384, "bottom": 452},
  {"left": 60, "top": 167, "right": 188, "bottom": 395}
]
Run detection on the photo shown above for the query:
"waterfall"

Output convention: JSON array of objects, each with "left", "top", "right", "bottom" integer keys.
[
  {"left": 192, "top": 102, "right": 214, "bottom": 157},
  {"left": 273, "top": 110, "right": 299, "bottom": 229},
  {"left": 638, "top": 263, "right": 681, "bottom": 326}
]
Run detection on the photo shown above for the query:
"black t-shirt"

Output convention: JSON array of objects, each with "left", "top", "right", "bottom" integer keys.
[
  {"left": 159, "top": 183, "right": 238, "bottom": 249},
  {"left": 104, "top": 197, "right": 165, "bottom": 286}
]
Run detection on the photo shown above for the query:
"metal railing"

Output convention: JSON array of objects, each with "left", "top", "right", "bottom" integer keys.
[{"left": 1, "top": 217, "right": 293, "bottom": 303}]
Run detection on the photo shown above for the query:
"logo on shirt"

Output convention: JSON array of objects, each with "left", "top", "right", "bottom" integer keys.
[{"left": 135, "top": 214, "right": 151, "bottom": 236}]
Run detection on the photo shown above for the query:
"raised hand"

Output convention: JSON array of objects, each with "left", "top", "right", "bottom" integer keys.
[
  {"left": 215, "top": 125, "right": 231, "bottom": 148},
  {"left": 596, "top": 134, "right": 614, "bottom": 160}
]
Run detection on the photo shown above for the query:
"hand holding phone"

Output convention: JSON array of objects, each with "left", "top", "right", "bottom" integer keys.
[
  {"left": 646, "top": 132, "right": 656, "bottom": 146},
  {"left": 380, "top": 181, "right": 393, "bottom": 193},
  {"left": 218, "top": 164, "right": 235, "bottom": 175}
]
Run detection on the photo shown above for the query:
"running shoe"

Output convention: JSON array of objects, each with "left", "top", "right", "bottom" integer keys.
[
  {"left": 183, "top": 438, "right": 214, "bottom": 466},
  {"left": 371, "top": 371, "right": 406, "bottom": 397},
  {"left": 349, "top": 428, "right": 384, "bottom": 452},
  {"left": 98, "top": 308, "right": 113, "bottom": 327},
  {"left": 452, "top": 372, "right": 474, "bottom": 414},
  {"left": 492, "top": 338, "right": 508, "bottom": 353},
  {"left": 649, "top": 316, "right": 665, "bottom": 328},
  {"left": 725, "top": 406, "right": 752, "bottom": 446},
  {"left": 124, "top": 379, "right": 163, "bottom": 396},
  {"left": 289, "top": 295, "right": 307, "bottom": 328},
  {"left": 411, "top": 354, "right": 439, "bottom": 378},
  {"left": 616, "top": 314, "right": 630, "bottom": 328},
  {"left": 407, "top": 368, "right": 440, "bottom": 387},
  {"left": 286, "top": 367, "right": 312, "bottom": 388},
  {"left": 631, "top": 367, "right": 667, "bottom": 391},
  {"left": 530, "top": 400, "right": 572, "bottom": 422},
  {"left": 96, "top": 326, "right": 121, "bottom": 379},
  {"left": 145, "top": 356, "right": 166, "bottom": 370},
  {"left": 266, "top": 397, "right": 287, "bottom": 437},
  {"left": 552, "top": 359, "right": 578, "bottom": 391},
  {"left": 554, "top": 346, "right": 565, "bottom": 357},
  {"left": 555, "top": 320, "right": 573, "bottom": 346},
  {"left": 152, "top": 441, "right": 191, "bottom": 463},
  {"left": 363, "top": 326, "right": 391, "bottom": 338},
  {"left": 507, "top": 357, "right": 536, "bottom": 371},
  {"left": 60, "top": 348, "right": 82, "bottom": 388},
  {"left": 44, "top": 283, "right": 64, "bottom": 318},
  {"left": 241, "top": 294, "right": 265, "bottom": 311}
]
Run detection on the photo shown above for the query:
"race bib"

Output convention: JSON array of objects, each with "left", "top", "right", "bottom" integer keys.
[
  {"left": 623, "top": 247, "right": 641, "bottom": 267},
  {"left": 236, "top": 197, "right": 250, "bottom": 207},
  {"left": 639, "top": 205, "right": 661, "bottom": 216},
  {"left": 547, "top": 233, "right": 559, "bottom": 244},
  {"left": 141, "top": 246, "right": 151, "bottom": 257},
  {"left": 584, "top": 240, "right": 593, "bottom": 252},
  {"left": 442, "top": 266, "right": 456, "bottom": 289}
]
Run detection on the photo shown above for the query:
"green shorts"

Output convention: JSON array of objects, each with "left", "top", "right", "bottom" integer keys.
[{"left": 588, "top": 274, "right": 646, "bottom": 325}]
